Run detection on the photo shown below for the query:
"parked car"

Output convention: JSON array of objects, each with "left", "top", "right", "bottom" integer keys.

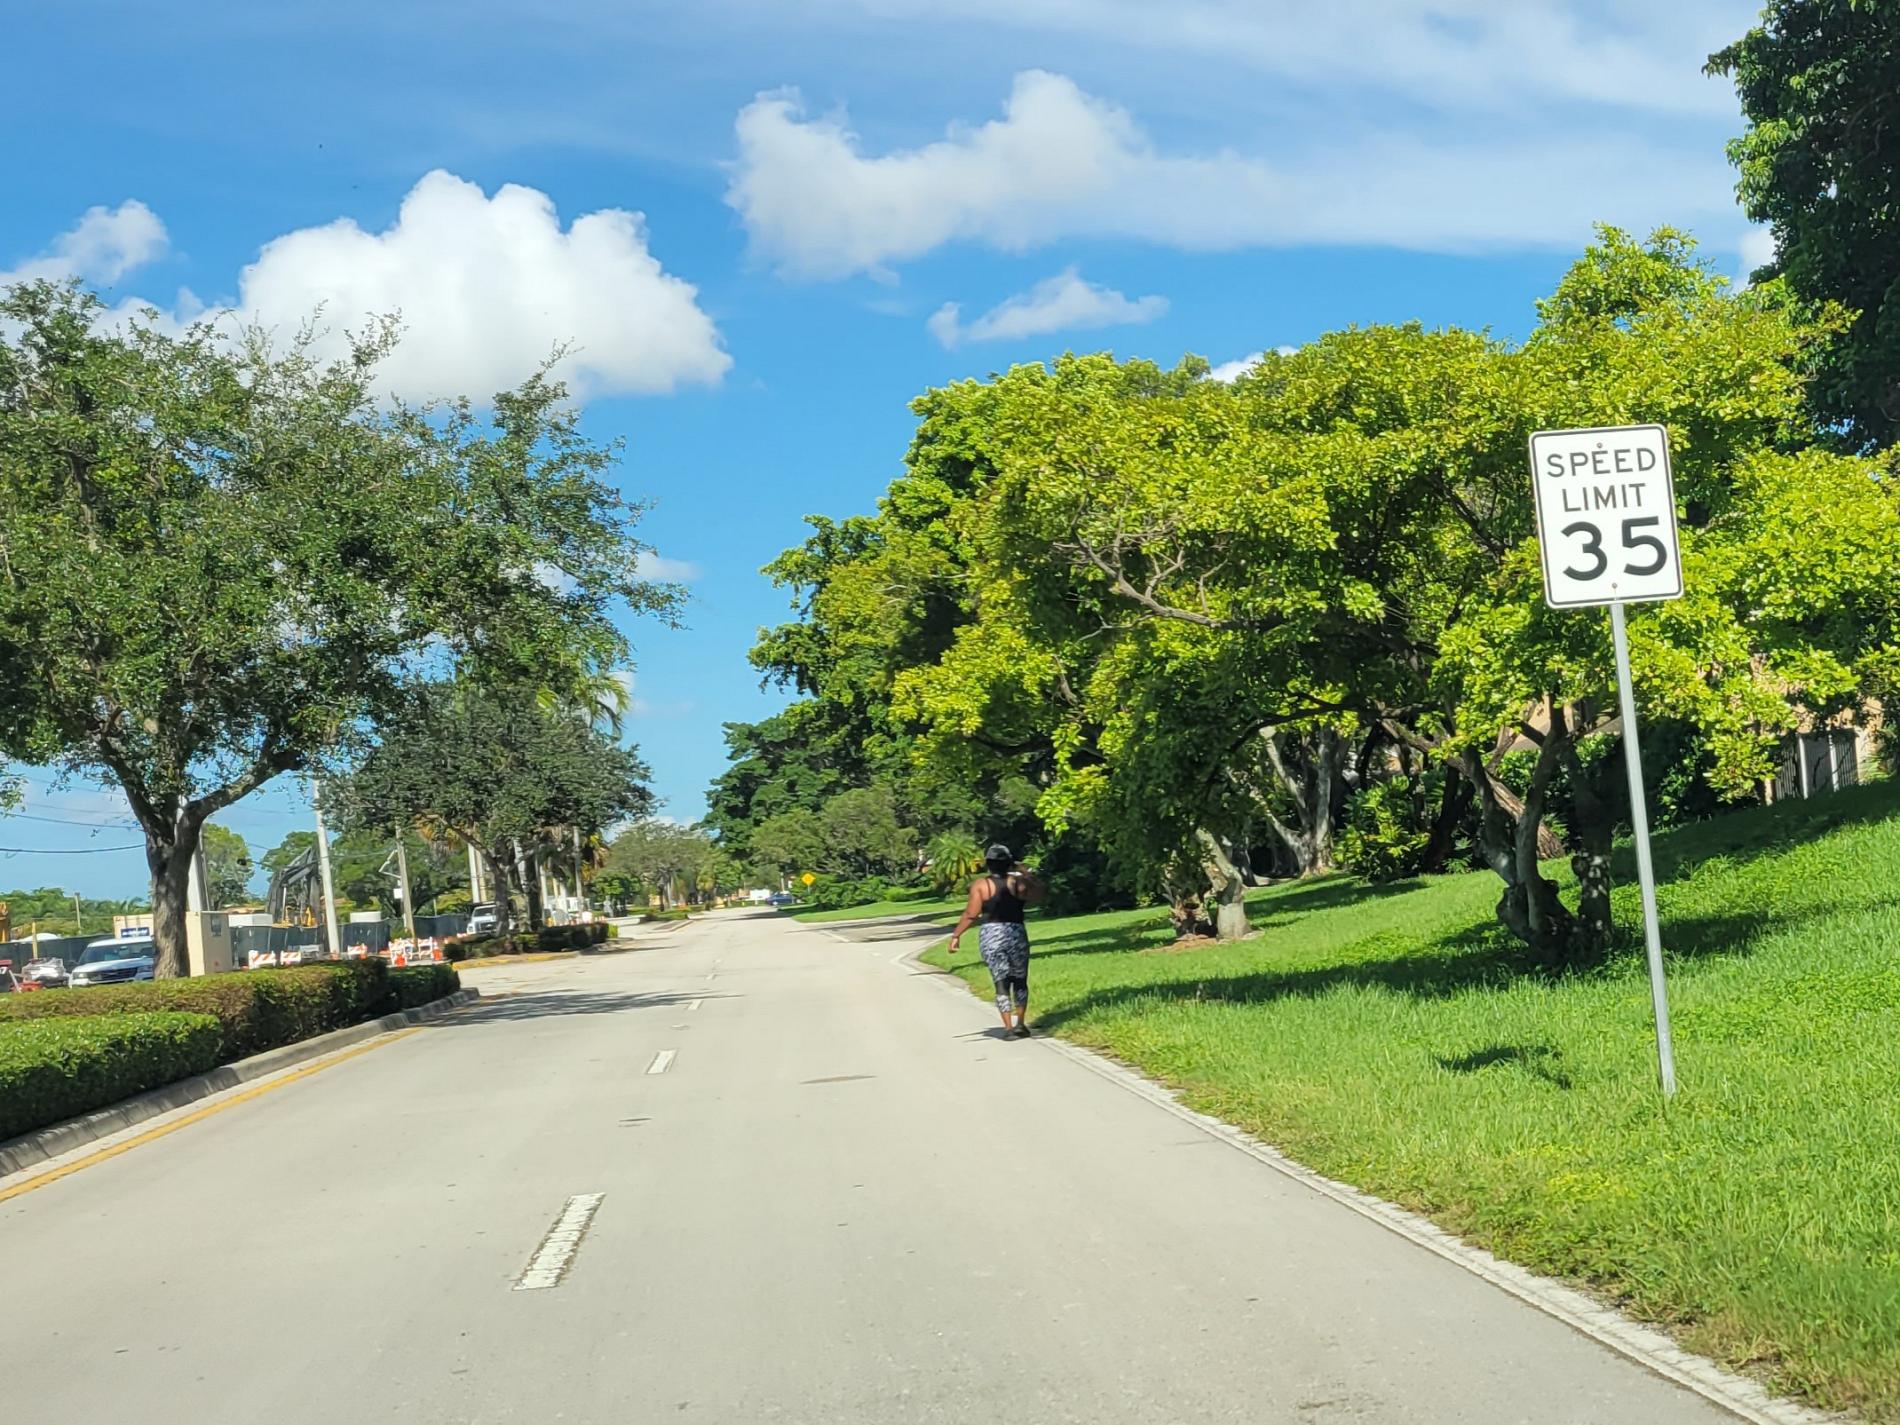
[
  {"left": 467, "top": 903, "right": 499, "bottom": 935},
  {"left": 67, "top": 935, "right": 158, "bottom": 988},
  {"left": 768, "top": 891, "right": 798, "bottom": 908},
  {"left": 21, "top": 957, "right": 69, "bottom": 989}
]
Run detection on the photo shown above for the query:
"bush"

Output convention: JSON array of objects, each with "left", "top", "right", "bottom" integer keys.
[
  {"left": 0, "top": 961, "right": 390, "bottom": 1062},
  {"left": 381, "top": 964, "right": 459, "bottom": 1012},
  {"left": 0, "top": 1012, "right": 221, "bottom": 1141},
  {"left": 641, "top": 907, "right": 691, "bottom": 922}
]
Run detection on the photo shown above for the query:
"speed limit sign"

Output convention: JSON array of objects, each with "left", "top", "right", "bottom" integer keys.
[
  {"left": 1529, "top": 424, "right": 1682, "bottom": 608},
  {"left": 1527, "top": 421, "right": 1683, "bottom": 1098}
]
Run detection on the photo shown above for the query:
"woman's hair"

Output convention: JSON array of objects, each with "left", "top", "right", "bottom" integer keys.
[{"left": 984, "top": 843, "right": 1013, "bottom": 875}]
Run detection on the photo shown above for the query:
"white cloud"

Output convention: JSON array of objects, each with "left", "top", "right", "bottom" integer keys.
[
  {"left": 728, "top": 70, "right": 1740, "bottom": 278},
  {"left": 786, "top": 2, "right": 1740, "bottom": 118},
  {"left": 1737, "top": 226, "right": 1777, "bottom": 288},
  {"left": 1, "top": 200, "right": 167, "bottom": 287},
  {"left": 54, "top": 172, "right": 729, "bottom": 402},
  {"left": 634, "top": 551, "right": 700, "bottom": 582},
  {"left": 928, "top": 268, "right": 1165, "bottom": 348},
  {"left": 1207, "top": 345, "right": 1297, "bottom": 382}
]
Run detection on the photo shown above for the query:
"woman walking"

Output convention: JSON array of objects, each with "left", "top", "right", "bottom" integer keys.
[{"left": 948, "top": 845, "right": 1045, "bottom": 1037}]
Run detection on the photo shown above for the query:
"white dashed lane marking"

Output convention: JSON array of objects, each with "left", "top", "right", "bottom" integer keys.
[
  {"left": 647, "top": 1049, "right": 677, "bottom": 1075},
  {"left": 687, "top": 999, "right": 702, "bottom": 1011},
  {"left": 514, "top": 1193, "right": 605, "bottom": 1292}
]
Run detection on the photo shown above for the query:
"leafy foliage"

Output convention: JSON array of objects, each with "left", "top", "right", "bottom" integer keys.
[
  {"left": 339, "top": 681, "right": 653, "bottom": 933},
  {"left": 0, "top": 960, "right": 396, "bottom": 1060},
  {"left": 200, "top": 822, "right": 256, "bottom": 908},
  {"left": 0, "top": 1012, "right": 222, "bottom": 1141},
  {"left": 0, "top": 282, "right": 678, "bottom": 976},
  {"left": 1710, "top": 3, "right": 1900, "bottom": 447}
]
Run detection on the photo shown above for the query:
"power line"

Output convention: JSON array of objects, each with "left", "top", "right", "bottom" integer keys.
[
  {"left": 0, "top": 811, "right": 139, "bottom": 828},
  {"left": 0, "top": 843, "right": 145, "bottom": 854}
]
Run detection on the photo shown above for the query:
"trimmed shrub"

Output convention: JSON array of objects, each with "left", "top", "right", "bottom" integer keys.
[
  {"left": 0, "top": 961, "right": 390, "bottom": 1062},
  {"left": 0, "top": 1012, "right": 221, "bottom": 1141},
  {"left": 381, "top": 964, "right": 460, "bottom": 1012},
  {"left": 642, "top": 907, "right": 690, "bottom": 922}
]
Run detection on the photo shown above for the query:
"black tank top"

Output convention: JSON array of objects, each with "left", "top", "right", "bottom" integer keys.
[{"left": 980, "top": 874, "right": 1025, "bottom": 924}]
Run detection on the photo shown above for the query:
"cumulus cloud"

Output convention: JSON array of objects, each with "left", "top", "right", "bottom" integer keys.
[
  {"left": 1207, "top": 345, "right": 1298, "bottom": 382},
  {"left": 0, "top": 200, "right": 168, "bottom": 287},
  {"left": 1737, "top": 226, "right": 1777, "bottom": 288},
  {"left": 728, "top": 70, "right": 1738, "bottom": 278},
  {"left": 634, "top": 551, "right": 701, "bottom": 582},
  {"left": 927, "top": 269, "right": 1165, "bottom": 348},
  {"left": 22, "top": 173, "right": 730, "bottom": 402}
]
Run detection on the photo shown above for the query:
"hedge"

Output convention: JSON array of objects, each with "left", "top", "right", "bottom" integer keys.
[
  {"left": 0, "top": 1013, "right": 221, "bottom": 1141},
  {"left": 0, "top": 961, "right": 393, "bottom": 1061},
  {"left": 382, "top": 964, "right": 459, "bottom": 1011}
]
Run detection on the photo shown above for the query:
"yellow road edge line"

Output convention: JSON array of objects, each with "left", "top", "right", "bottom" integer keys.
[{"left": 0, "top": 1027, "right": 423, "bottom": 1205}]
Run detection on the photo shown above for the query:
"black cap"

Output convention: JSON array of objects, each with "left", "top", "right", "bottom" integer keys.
[{"left": 985, "top": 844, "right": 1013, "bottom": 865}]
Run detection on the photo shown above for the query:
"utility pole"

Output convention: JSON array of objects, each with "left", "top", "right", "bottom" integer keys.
[
  {"left": 573, "top": 826, "right": 588, "bottom": 916},
  {"left": 72, "top": 892, "right": 82, "bottom": 935},
  {"left": 311, "top": 782, "right": 344, "bottom": 959},
  {"left": 394, "top": 837, "right": 418, "bottom": 945},
  {"left": 466, "top": 841, "right": 485, "bottom": 904}
]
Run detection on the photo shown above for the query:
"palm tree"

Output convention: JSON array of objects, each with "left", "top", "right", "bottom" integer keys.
[{"left": 927, "top": 834, "right": 985, "bottom": 892}]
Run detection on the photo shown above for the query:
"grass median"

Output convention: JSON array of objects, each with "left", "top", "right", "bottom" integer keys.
[
  {"left": 793, "top": 890, "right": 966, "bottom": 923},
  {"left": 922, "top": 779, "right": 1900, "bottom": 1419}
]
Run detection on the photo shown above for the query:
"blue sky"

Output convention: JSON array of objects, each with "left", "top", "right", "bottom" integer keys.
[{"left": 3, "top": 0, "right": 1765, "bottom": 897}]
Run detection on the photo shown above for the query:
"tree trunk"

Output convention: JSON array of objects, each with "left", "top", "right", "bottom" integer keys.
[
  {"left": 1460, "top": 742, "right": 1574, "bottom": 966},
  {"left": 1257, "top": 727, "right": 1341, "bottom": 877},
  {"left": 483, "top": 850, "right": 512, "bottom": 939},
  {"left": 146, "top": 834, "right": 194, "bottom": 979},
  {"left": 524, "top": 845, "right": 546, "bottom": 931},
  {"left": 1162, "top": 864, "right": 1212, "bottom": 940},
  {"left": 1561, "top": 735, "right": 1614, "bottom": 956},
  {"left": 1420, "top": 771, "right": 1473, "bottom": 873},
  {"left": 1196, "top": 830, "right": 1252, "bottom": 941}
]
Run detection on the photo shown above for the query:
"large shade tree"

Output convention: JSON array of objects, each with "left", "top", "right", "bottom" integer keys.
[
  {"left": 340, "top": 682, "right": 654, "bottom": 937},
  {"left": 0, "top": 282, "right": 678, "bottom": 974},
  {"left": 1710, "top": 1, "right": 1900, "bottom": 448}
]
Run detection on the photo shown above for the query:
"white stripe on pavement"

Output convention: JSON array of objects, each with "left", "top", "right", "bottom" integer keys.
[
  {"left": 647, "top": 1049, "right": 677, "bottom": 1075},
  {"left": 513, "top": 1192, "right": 605, "bottom": 1292}
]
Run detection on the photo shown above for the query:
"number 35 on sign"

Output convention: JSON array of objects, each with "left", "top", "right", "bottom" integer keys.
[{"left": 1529, "top": 424, "right": 1683, "bottom": 609}]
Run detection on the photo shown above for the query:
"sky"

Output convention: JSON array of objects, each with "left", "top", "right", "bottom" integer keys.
[{"left": 2, "top": 0, "right": 1766, "bottom": 898}]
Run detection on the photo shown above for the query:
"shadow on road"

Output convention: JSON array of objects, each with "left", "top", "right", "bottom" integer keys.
[{"left": 431, "top": 988, "right": 732, "bottom": 1025}]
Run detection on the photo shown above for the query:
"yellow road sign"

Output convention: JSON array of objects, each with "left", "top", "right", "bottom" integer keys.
[{"left": 800, "top": 872, "right": 816, "bottom": 886}]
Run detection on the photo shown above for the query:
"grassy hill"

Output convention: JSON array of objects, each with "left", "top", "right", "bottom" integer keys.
[{"left": 923, "top": 780, "right": 1900, "bottom": 1419}]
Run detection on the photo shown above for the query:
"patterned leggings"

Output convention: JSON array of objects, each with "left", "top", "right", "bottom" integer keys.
[{"left": 978, "top": 922, "right": 1031, "bottom": 1013}]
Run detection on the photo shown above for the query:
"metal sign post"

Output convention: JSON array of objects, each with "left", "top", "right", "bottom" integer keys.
[
  {"left": 1608, "top": 601, "right": 1677, "bottom": 1096},
  {"left": 1529, "top": 423, "right": 1683, "bottom": 1098}
]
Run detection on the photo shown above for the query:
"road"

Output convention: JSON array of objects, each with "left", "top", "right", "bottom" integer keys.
[{"left": 4, "top": 910, "right": 1739, "bottom": 1424}]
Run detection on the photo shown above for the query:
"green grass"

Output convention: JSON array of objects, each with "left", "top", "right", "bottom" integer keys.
[
  {"left": 922, "top": 780, "right": 1900, "bottom": 1419},
  {"left": 792, "top": 887, "right": 967, "bottom": 923}
]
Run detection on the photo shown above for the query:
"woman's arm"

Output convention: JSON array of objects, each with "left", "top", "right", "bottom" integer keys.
[{"left": 948, "top": 880, "right": 986, "bottom": 952}]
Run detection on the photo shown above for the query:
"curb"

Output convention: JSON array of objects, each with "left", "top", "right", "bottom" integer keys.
[
  {"left": 904, "top": 951, "right": 1838, "bottom": 1425},
  {"left": 0, "top": 987, "right": 481, "bottom": 1180}
]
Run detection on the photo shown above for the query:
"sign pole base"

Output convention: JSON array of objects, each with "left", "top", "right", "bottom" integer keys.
[{"left": 1610, "top": 600, "right": 1678, "bottom": 1099}]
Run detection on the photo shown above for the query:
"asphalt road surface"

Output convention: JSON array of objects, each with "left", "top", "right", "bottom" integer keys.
[{"left": 4, "top": 911, "right": 1740, "bottom": 1424}]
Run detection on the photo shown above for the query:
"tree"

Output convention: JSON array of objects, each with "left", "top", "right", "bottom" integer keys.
[
  {"left": 199, "top": 823, "right": 256, "bottom": 908},
  {"left": 0, "top": 283, "right": 678, "bottom": 975},
  {"left": 818, "top": 785, "right": 918, "bottom": 879},
  {"left": 605, "top": 821, "right": 719, "bottom": 908},
  {"left": 339, "top": 682, "right": 654, "bottom": 936},
  {"left": 1710, "top": 4, "right": 1900, "bottom": 447}
]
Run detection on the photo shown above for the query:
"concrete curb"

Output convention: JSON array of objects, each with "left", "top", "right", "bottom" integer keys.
[
  {"left": 904, "top": 950, "right": 1839, "bottom": 1425},
  {"left": 0, "top": 987, "right": 481, "bottom": 1180}
]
